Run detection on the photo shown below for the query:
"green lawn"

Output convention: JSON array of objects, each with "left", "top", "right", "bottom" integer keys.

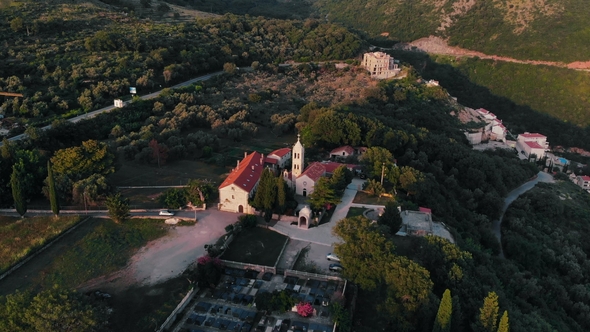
[
  {"left": 39, "top": 218, "right": 168, "bottom": 289},
  {"left": 0, "top": 215, "right": 83, "bottom": 275},
  {"left": 346, "top": 207, "right": 367, "bottom": 219},
  {"left": 352, "top": 191, "right": 394, "bottom": 205},
  {"left": 221, "top": 227, "right": 288, "bottom": 266}
]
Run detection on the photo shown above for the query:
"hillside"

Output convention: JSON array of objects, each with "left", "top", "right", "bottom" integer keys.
[{"left": 313, "top": 0, "right": 590, "bottom": 62}]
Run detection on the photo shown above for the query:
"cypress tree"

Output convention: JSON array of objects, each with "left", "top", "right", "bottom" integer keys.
[
  {"left": 11, "top": 161, "right": 27, "bottom": 217},
  {"left": 252, "top": 168, "right": 276, "bottom": 212},
  {"left": 497, "top": 311, "right": 509, "bottom": 332},
  {"left": 479, "top": 291, "right": 499, "bottom": 332},
  {"left": 276, "top": 177, "right": 286, "bottom": 216},
  {"left": 47, "top": 161, "right": 60, "bottom": 217},
  {"left": 433, "top": 289, "right": 452, "bottom": 332}
]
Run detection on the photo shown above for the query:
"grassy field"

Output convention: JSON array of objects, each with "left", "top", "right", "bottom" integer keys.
[
  {"left": 0, "top": 215, "right": 83, "bottom": 275},
  {"left": 38, "top": 218, "right": 168, "bottom": 289},
  {"left": 352, "top": 192, "right": 393, "bottom": 205},
  {"left": 109, "top": 276, "right": 190, "bottom": 332},
  {"left": 346, "top": 207, "right": 366, "bottom": 219},
  {"left": 221, "top": 227, "right": 288, "bottom": 266}
]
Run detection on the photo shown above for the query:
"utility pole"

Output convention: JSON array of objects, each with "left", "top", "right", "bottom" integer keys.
[
  {"left": 83, "top": 192, "right": 87, "bottom": 214},
  {"left": 380, "top": 162, "right": 386, "bottom": 186}
]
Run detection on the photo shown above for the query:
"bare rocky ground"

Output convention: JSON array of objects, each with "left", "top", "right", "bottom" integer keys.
[{"left": 392, "top": 36, "right": 590, "bottom": 70}]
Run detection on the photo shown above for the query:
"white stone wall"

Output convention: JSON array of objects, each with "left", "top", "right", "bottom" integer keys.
[
  {"left": 295, "top": 175, "right": 316, "bottom": 197},
  {"left": 219, "top": 185, "right": 255, "bottom": 213}
]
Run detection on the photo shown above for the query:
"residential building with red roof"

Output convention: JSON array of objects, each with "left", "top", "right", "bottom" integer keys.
[
  {"left": 516, "top": 132, "right": 549, "bottom": 160},
  {"left": 266, "top": 147, "right": 291, "bottom": 169},
  {"left": 576, "top": 175, "right": 590, "bottom": 192},
  {"left": 330, "top": 145, "right": 355, "bottom": 159},
  {"left": 218, "top": 152, "right": 264, "bottom": 213}
]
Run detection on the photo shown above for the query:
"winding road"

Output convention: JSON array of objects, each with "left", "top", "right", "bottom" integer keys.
[{"left": 492, "top": 171, "right": 555, "bottom": 257}]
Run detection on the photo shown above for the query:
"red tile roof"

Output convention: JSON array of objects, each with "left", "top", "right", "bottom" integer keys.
[
  {"left": 520, "top": 133, "right": 546, "bottom": 138},
  {"left": 269, "top": 147, "right": 291, "bottom": 158},
  {"left": 265, "top": 158, "right": 278, "bottom": 164},
  {"left": 524, "top": 141, "right": 544, "bottom": 149},
  {"left": 330, "top": 145, "right": 355, "bottom": 156},
  {"left": 580, "top": 175, "right": 590, "bottom": 182},
  {"left": 322, "top": 162, "right": 343, "bottom": 174},
  {"left": 477, "top": 108, "right": 489, "bottom": 114},
  {"left": 219, "top": 152, "right": 264, "bottom": 192},
  {"left": 419, "top": 207, "right": 432, "bottom": 214},
  {"left": 300, "top": 162, "right": 326, "bottom": 182}
]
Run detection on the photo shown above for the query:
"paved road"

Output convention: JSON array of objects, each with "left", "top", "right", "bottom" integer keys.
[
  {"left": 270, "top": 178, "right": 366, "bottom": 246},
  {"left": 0, "top": 208, "right": 208, "bottom": 220},
  {"left": 492, "top": 171, "right": 555, "bottom": 257},
  {"left": 2, "top": 71, "right": 224, "bottom": 144}
]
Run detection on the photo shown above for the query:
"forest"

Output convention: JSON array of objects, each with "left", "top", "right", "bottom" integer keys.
[
  {"left": 0, "top": 2, "right": 362, "bottom": 129},
  {"left": 315, "top": 0, "right": 590, "bottom": 62},
  {"left": 178, "top": 0, "right": 590, "bottom": 62}
]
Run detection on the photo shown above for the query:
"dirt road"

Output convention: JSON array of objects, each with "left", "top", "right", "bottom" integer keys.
[
  {"left": 391, "top": 36, "right": 590, "bottom": 70},
  {"left": 79, "top": 209, "right": 237, "bottom": 293}
]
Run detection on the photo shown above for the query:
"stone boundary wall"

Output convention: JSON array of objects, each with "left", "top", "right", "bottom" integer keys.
[
  {"left": 158, "top": 287, "right": 198, "bottom": 332},
  {"left": 220, "top": 260, "right": 276, "bottom": 274},
  {"left": 284, "top": 269, "right": 344, "bottom": 282},
  {"left": 0, "top": 216, "right": 92, "bottom": 281}
]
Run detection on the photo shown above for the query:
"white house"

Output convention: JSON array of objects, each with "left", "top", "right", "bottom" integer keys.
[
  {"left": 330, "top": 145, "right": 355, "bottom": 159},
  {"left": 362, "top": 52, "right": 400, "bottom": 79},
  {"left": 464, "top": 130, "right": 483, "bottom": 145},
  {"left": 491, "top": 121, "right": 507, "bottom": 141},
  {"left": 577, "top": 175, "right": 590, "bottom": 191},
  {"left": 218, "top": 151, "right": 265, "bottom": 213},
  {"left": 266, "top": 148, "right": 291, "bottom": 168},
  {"left": 516, "top": 132, "right": 549, "bottom": 160}
]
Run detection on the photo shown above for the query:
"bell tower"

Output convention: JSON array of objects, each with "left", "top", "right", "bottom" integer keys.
[{"left": 292, "top": 134, "right": 304, "bottom": 177}]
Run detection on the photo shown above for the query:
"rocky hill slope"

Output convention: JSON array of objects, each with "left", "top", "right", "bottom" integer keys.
[{"left": 310, "top": 0, "right": 589, "bottom": 62}]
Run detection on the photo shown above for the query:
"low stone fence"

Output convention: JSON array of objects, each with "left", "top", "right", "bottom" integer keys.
[
  {"left": 158, "top": 287, "right": 198, "bottom": 332},
  {"left": 272, "top": 214, "right": 298, "bottom": 222},
  {"left": 220, "top": 260, "right": 276, "bottom": 274},
  {"left": 284, "top": 269, "right": 344, "bottom": 282}
]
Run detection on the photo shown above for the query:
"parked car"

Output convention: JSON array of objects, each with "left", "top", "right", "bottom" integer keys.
[
  {"left": 326, "top": 253, "right": 340, "bottom": 262},
  {"left": 159, "top": 209, "right": 175, "bottom": 216},
  {"left": 329, "top": 264, "right": 343, "bottom": 272}
]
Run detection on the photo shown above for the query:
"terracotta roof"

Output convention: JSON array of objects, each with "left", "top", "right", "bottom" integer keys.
[
  {"left": 520, "top": 133, "right": 546, "bottom": 138},
  {"left": 269, "top": 147, "right": 291, "bottom": 158},
  {"left": 265, "top": 158, "right": 278, "bottom": 164},
  {"left": 580, "top": 175, "right": 590, "bottom": 182},
  {"left": 330, "top": 145, "right": 355, "bottom": 155},
  {"left": 322, "top": 162, "right": 343, "bottom": 174},
  {"left": 300, "top": 162, "right": 326, "bottom": 182},
  {"left": 524, "top": 141, "right": 545, "bottom": 149},
  {"left": 476, "top": 108, "right": 489, "bottom": 114},
  {"left": 419, "top": 207, "right": 432, "bottom": 214},
  {"left": 219, "top": 152, "right": 264, "bottom": 192}
]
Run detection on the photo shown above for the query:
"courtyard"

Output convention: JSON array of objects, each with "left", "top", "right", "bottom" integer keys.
[{"left": 221, "top": 228, "right": 289, "bottom": 267}]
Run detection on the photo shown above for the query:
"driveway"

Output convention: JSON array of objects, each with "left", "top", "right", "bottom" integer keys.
[
  {"left": 492, "top": 171, "right": 554, "bottom": 257},
  {"left": 270, "top": 178, "right": 365, "bottom": 247},
  {"left": 81, "top": 209, "right": 237, "bottom": 291}
]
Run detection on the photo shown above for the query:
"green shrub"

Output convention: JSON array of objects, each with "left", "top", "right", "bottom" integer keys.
[{"left": 238, "top": 214, "right": 258, "bottom": 229}]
